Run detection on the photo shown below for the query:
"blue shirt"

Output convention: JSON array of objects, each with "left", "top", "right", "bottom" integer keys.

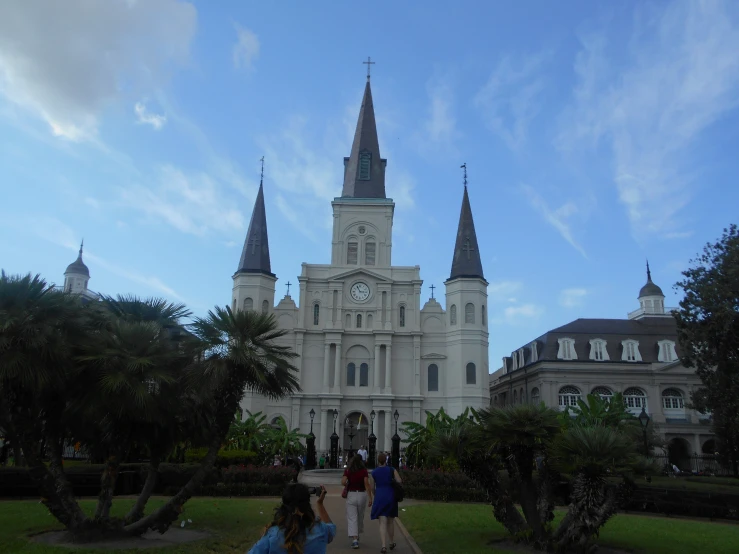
[{"left": 247, "top": 520, "right": 336, "bottom": 554}]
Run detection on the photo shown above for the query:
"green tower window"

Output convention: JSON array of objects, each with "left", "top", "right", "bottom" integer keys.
[{"left": 358, "top": 152, "right": 371, "bottom": 180}]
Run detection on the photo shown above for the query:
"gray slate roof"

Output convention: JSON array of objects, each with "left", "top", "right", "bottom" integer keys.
[
  {"left": 65, "top": 243, "right": 89, "bottom": 277},
  {"left": 341, "top": 80, "right": 387, "bottom": 199},
  {"left": 236, "top": 182, "right": 274, "bottom": 276},
  {"left": 524, "top": 317, "right": 679, "bottom": 365},
  {"left": 448, "top": 186, "right": 485, "bottom": 280}
]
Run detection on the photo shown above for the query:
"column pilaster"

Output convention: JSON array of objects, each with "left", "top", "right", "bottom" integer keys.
[
  {"left": 374, "top": 343, "right": 381, "bottom": 391},
  {"left": 385, "top": 344, "right": 392, "bottom": 394},
  {"left": 322, "top": 343, "right": 330, "bottom": 389},
  {"left": 333, "top": 341, "right": 342, "bottom": 390},
  {"left": 319, "top": 409, "right": 328, "bottom": 452}
]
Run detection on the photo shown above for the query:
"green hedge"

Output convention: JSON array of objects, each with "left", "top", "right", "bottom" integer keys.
[
  {"left": 198, "top": 482, "right": 286, "bottom": 497},
  {"left": 184, "top": 448, "right": 259, "bottom": 467}
]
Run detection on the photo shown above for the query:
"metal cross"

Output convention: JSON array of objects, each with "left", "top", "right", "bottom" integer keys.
[
  {"left": 260, "top": 156, "right": 265, "bottom": 182},
  {"left": 463, "top": 235, "right": 475, "bottom": 260},
  {"left": 429, "top": 284, "right": 436, "bottom": 299},
  {"left": 248, "top": 233, "right": 260, "bottom": 254},
  {"left": 363, "top": 56, "right": 375, "bottom": 80},
  {"left": 460, "top": 163, "right": 467, "bottom": 187},
  {"left": 286, "top": 281, "right": 292, "bottom": 296}
]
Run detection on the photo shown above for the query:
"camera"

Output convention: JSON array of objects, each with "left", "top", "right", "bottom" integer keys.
[{"left": 307, "top": 486, "right": 324, "bottom": 496}]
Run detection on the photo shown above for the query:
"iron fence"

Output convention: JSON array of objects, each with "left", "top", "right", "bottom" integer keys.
[{"left": 652, "top": 453, "right": 733, "bottom": 476}]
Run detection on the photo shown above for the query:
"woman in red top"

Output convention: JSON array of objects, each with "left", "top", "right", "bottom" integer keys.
[{"left": 341, "top": 454, "right": 373, "bottom": 549}]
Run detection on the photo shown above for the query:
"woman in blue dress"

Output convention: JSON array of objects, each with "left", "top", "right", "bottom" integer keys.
[
  {"left": 370, "top": 452, "right": 402, "bottom": 553},
  {"left": 248, "top": 483, "right": 335, "bottom": 554}
]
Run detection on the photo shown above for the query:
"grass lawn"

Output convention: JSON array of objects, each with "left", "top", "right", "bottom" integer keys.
[
  {"left": 400, "top": 504, "right": 739, "bottom": 554},
  {"left": 0, "top": 497, "right": 279, "bottom": 553}
]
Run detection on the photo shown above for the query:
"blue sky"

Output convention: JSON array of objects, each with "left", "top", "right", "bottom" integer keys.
[{"left": 2, "top": 1, "right": 738, "bottom": 370}]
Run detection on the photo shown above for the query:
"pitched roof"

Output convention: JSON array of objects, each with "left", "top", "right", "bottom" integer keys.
[
  {"left": 448, "top": 186, "right": 485, "bottom": 280},
  {"left": 65, "top": 241, "right": 89, "bottom": 277},
  {"left": 236, "top": 182, "right": 274, "bottom": 276},
  {"left": 341, "top": 80, "right": 386, "bottom": 199}
]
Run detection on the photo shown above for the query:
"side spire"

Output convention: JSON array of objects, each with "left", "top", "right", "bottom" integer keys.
[
  {"left": 448, "top": 165, "right": 485, "bottom": 280},
  {"left": 341, "top": 67, "right": 386, "bottom": 199},
  {"left": 236, "top": 159, "right": 273, "bottom": 276}
]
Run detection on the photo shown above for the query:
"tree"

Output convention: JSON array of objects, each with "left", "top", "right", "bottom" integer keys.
[
  {"left": 265, "top": 416, "right": 307, "bottom": 458},
  {"left": 674, "top": 224, "right": 739, "bottom": 476},
  {"left": 225, "top": 410, "right": 271, "bottom": 452},
  {"left": 400, "top": 407, "right": 472, "bottom": 469}
]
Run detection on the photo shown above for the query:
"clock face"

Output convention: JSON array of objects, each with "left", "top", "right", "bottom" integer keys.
[{"left": 350, "top": 282, "right": 371, "bottom": 302}]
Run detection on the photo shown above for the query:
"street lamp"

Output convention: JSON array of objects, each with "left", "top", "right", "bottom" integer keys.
[
  {"left": 330, "top": 409, "right": 339, "bottom": 469},
  {"left": 306, "top": 408, "right": 316, "bottom": 469},
  {"left": 391, "top": 410, "right": 400, "bottom": 468},
  {"left": 638, "top": 406, "right": 650, "bottom": 456},
  {"left": 345, "top": 417, "right": 356, "bottom": 457},
  {"left": 368, "top": 410, "right": 377, "bottom": 468}
]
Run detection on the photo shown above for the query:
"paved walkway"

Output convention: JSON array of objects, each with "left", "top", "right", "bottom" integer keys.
[{"left": 319, "top": 484, "right": 422, "bottom": 553}]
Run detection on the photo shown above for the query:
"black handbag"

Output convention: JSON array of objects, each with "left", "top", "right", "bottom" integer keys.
[{"left": 389, "top": 467, "right": 404, "bottom": 502}]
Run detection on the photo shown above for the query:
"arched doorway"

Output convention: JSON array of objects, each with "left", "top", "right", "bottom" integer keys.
[
  {"left": 342, "top": 411, "right": 369, "bottom": 458},
  {"left": 667, "top": 437, "right": 692, "bottom": 470},
  {"left": 702, "top": 439, "right": 716, "bottom": 455}
]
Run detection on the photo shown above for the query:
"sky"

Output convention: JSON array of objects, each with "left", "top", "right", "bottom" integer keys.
[{"left": 1, "top": 0, "right": 739, "bottom": 371}]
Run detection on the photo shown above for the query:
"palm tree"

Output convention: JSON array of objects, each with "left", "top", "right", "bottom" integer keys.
[
  {"left": 225, "top": 410, "right": 271, "bottom": 452},
  {"left": 125, "top": 306, "right": 300, "bottom": 536},
  {"left": 266, "top": 416, "right": 307, "bottom": 458}
]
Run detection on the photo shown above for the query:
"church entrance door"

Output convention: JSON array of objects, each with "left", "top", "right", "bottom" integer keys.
[{"left": 342, "top": 411, "right": 368, "bottom": 459}]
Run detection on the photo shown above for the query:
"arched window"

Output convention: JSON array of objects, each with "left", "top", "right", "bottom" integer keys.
[
  {"left": 356, "top": 314, "right": 362, "bottom": 328},
  {"left": 365, "top": 241, "right": 376, "bottom": 265},
  {"left": 244, "top": 297, "right": 253, "bottom": 311},
  {"left": 313, "top": 304, "right": 320, "bottom": 325},
  {"left": 531, "top": 387, "right": 540, "bottom": 405},
  {"left": 465, "top": 303, "right": 475, "bottom": 324},
  {"left": 482, "top": 305, "right": 486, "bottom": 326},
  {"left": 346, "top": 363, "right": 356, "bottom": 387},
  {"left": 558, "top": 386, "right": 581, "bottom": 409},
  {"left": 428, "top": 364, "right": 439, "bottom": 392},
  {"left": 359, "top": 363, "right": 369, "bottom": 386},
  {"left": 624, "top": 387, "right": 647, "bottom": 413},
  {"left": 347, "top": 241, "right": 358, "bottom": 264},
  {"left": 591, "top": 386, "right": 613, "bottom": 400},
  {"left": 662, "top": 388, "right": 685, "bottom": 412},
  {"left": 345, "top": 313, "right": 351, "bottom": 328},
  {"left": 232, "top": 298, "right": 236, "bottom": 311},
  {"left": 399, "top": 306, "right": 406, "bottom": 327},
  {"left": 493, "top": 395, "right": 498, "bottom": 406},
  {"left": 513, "top": 390, "right": 518, "bottom": 404},
  {"left": 520, "top": 387, "right": 525, "bottom": 403},
  {"left": 262, "top": 300, "right": 269, "bottom": 314},
  {"left": 466, "top": 362, "right": 476, "bottom": 385},
  {"left": 450, "top": 304, "right": 457, "bottom": 325},
  {"left": 367, "top": 314, "right": 373, "bottom": 329}
]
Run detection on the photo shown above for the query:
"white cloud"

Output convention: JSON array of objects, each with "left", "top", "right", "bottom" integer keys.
[
  {"left": 18, "top": 216, "right": 182, "bottom": 299},
  {"left": 120, "top": 165, "right": 245, "bottom": 236},
  {"left": 232, "top": 25, "right": 260, "bottom": 71},
  {"left": 520, "top": 184, "right": 588, "bottom": 258},
  {"left": 0, "top": 0, "right": 196, "bottom": 141},
  {"left": 416, "top": 75, "right": 460, "bottom": 154},
  {"left": 134, "top": 101, "right": 166, "bottom": 130},
  {"left": 474, "top": 52, "right": 549, "bottom": 151},
  {"left": 487, "top": 281, "right": 523, "bottom": 302},
  {"left": 503, "top": 303, "right": 544, "bottom": 323},
  {"left": 559, "top": 288, "right": 588, "bottom": 308},
  {"left": 560, "top": 1, "right": 739, "bottom": 238}
]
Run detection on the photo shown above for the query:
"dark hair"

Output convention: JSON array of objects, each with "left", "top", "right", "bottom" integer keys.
[
  {"left": 377, "top": 452, "right": 387, "bottom": 465},
  {"left": 263, "top": 483, "right": 316, "bottom": 553},
  {"left": 348, "top": 454, "right": 365, "bottom": 472}
]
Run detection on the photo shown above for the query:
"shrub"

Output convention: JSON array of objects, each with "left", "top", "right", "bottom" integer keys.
[
  {"left": 222, "top": 464, "right": 296, "bottom": 485},
  {"left": 199, "top": 482, "right": 286, "bottom": 497},
  {"left": 154, "top": 463, "right": 220, "bottom": 492},
  {"left": 184, "top": 448, "right": 259, "bottom": 467}
]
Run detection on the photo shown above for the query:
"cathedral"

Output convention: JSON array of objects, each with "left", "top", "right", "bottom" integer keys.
[{"left": 233, "top": 78, "right": 491, "bottom": 453}]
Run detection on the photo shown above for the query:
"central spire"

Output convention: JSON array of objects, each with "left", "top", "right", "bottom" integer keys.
[
  {"left": 448, "top": 165, "right": 485, "bottom": 281},
  {"left": 341, "top": 77, "right": 386, "bottom": 198}
]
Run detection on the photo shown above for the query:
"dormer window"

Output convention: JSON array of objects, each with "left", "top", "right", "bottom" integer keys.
[
  {"left": 657, "top": 340, "right": 677, "bottom": 362},
  {"left": 358, "top": 151, "right": 371, "bottom": 180},
  {"left": 621, "top": 339, "right": 642, "bottom": 362},
  {"left": 530, "top": 342, "right": 538, "bottom": 363},
  {"left": 557, "top": 338, "right": 577, "bottom": 360},
  {"left": 517, "top": 348, "right": 525, "bottom": 368},
  {"left": 589, "top": 339, "right": 609, "bottom": 361}
]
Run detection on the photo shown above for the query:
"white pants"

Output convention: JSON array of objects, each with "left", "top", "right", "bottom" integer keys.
[{"left": 345, "top": 491, "right": 367, "bottom": 537}]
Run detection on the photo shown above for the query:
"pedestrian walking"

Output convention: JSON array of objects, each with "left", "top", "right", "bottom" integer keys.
[
  {"left": 247, "top": 483, "right": 335, "bottom": 554},
  {"left": 357, "top": 445, "right": 368, "bottom": 463},
  {"left": 370, "top": 452, "right": 402, "bottom": 553},
  {"left": 341, "top": 454, "right": 372, "bottom": 549},
  {"left": 319, "top": 453, "right": 326, "bottom": 469}
]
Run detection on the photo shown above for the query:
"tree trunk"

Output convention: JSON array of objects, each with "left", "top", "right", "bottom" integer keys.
[
  {"left": 125, "top": 457, "right": 161, "bottom": 524},
  {"left": 518, "top": 479, "right": 545, "bottom": 540},
  {"left": 21, "top": 438, "right": 89, "bottom": 530},
  {"left": 124, "top": 431, "right": 221, "bottom": 536},
  {"left": 95, "top": 452, "right": 121, "bottom": 520}
]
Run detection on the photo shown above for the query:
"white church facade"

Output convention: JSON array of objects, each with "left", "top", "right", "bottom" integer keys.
[{"left": 233, "top": 78, "right": 490, "bottom": 453}]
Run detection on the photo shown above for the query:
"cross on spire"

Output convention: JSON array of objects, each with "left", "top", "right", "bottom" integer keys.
[
  {"left": 363, "top": 56, "right": 375, "bottom": 80},
  {"left": 79, "top": 239, "right": 84, "bottom": 257},
  {"left": 646, "top": 259, "right": 652, "bottom": 282},
  {"left": 260, "top": 156, "right": 265, "bottom": 184},
  {"left": 460, "top": 163, "right": 467, "bottom": 188},
  {"left": 463, "top": 234, "right": 475, "bottom": 260},
  {"left": 429, "top": 284, "right": 436, "bottom": 299},
  {"left": 286, "top": 281, "right": 292, "bottom": 296},
  {"left": 248, "top": 232, "right": 260, "bottom": 254}
]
